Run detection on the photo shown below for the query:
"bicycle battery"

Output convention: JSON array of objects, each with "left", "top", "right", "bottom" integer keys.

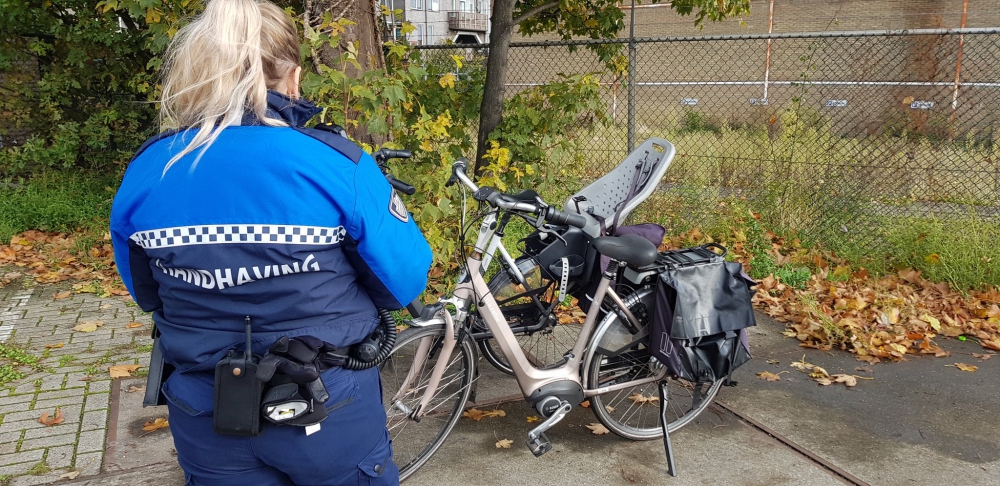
[{"left": 213, "top": 318, "right": 263, "bottom": 436}]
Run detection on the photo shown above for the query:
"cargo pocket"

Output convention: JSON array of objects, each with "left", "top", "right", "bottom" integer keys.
[
  {"left": 358, "top": 429, "right": 395, "bottom": 485},
  {"left": 321, "top": 367, "right": 359, "bottom": 413},
  {"left": 162, "top": 373, "right": 214, "bottom": 417}
]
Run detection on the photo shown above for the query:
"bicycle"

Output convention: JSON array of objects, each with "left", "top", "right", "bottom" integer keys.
[{"left": 379, "top": 142, "right": 722, "bottom": 480}]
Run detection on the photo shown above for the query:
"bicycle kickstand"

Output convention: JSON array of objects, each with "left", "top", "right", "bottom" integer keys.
[{"left": 659, "top": 382, "right": 678, "bottom": 477}]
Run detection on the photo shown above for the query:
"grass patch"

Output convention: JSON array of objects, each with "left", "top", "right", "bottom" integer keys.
[
  {"left": 0, "top": 170, "right": 118, "bottom": 243},
  {"left": 135, "top": 344, "right": 153, "bottom": 353},
  {"left": 0, "top": 343, "right": 42, "bottom": 370},
  {"left": 25, "top": 461, "right": 50, "bottom": 476},
  {"left": 0, "top": 365, "right": 23, "bottom": 387},
  {"left": 58, "top": 355, "right": 77, "bottom": 367}
]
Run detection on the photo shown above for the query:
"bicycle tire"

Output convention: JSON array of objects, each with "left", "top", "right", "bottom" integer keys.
[
  {"left": 584, "top": 286, "right": 722, "bottom": 440},
  {"left": 480, "top": 259, "right": 582, "bottom": 374},
  {"left": 380, "top": 324, "right": 476, "bottom": 481}
]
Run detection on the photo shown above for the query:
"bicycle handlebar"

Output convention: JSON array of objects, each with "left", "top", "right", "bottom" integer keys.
[{"left": 455, "top": 165, "right": 586, "bottom": 229}]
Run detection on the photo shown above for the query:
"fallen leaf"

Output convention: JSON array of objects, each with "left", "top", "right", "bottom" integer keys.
[
  {"left": 586, "top": 423, "right": 610, "bottom": 435},
  {"left": 627, "top": 393, "right": 659, "bottom": 404},
  {"left": 142, "top": 417, "right": 169, "bottom": 432},
  {"left": 830, "top": 374, "right": 858, "bottom": 387},
  {"left": 45, "top": 343, "right": 64, "bottom": 349},
  {"left": 54, "top": 291, "right": 71, "bottom": 300},
  {"left": 580, "top": 400, "right": 590, "bottom": 408},
  {"left": 815, "top": 377, "right": 833, "bottom": 386},
  {"left": 495, "top": 439, "right": 513, "bottom": 449},
  {"left": 854, "top": 366, "right": 873, "bottom": 373},
  {"left": 109, "top": 364, "right": 141, "bottom": 378},
  {"left": 756, "top": 371, "right": 783, "bottom": 382},
  {"left": 604, "top": 405, "right": 616, "bottom": 413},
  {"left": 58, "top": 471, "right": 81, "bottom": 480},
  {"left": 462, "top": 408, "right": 485, "bottom": 421},
  {"left": 126, "top": 322, "right": 145, "bottom": 329},
  {"left": 809, "top": 366, "right": 830, "bottom": 379},
  {"left": 126, "top": 385, "right": 146, "bottom": 393},
  {"left": 38, "top": 407, "right": 64, "bottom": 426},
  {"left": 765, "top": 359, "right": 780, "bottom": 365},
  {"left": 481, "top": 409, "right": 506, "bottom": 419},
  {"left": 526, "top": 416, "right": 539, "bottom": 423},
  {"left": 972, "top": 353, "right": 993, "bottom": 361},
  {"left": 72, "top": 321, "right": 103, "bottom": 332},
  {"left": 953, "top": 363, "right": 978, "bottom": 372}
]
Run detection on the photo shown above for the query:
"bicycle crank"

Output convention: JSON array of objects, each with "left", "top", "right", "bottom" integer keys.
[{"left": 526, "top": 400, "right": 572, "bottom": 457}]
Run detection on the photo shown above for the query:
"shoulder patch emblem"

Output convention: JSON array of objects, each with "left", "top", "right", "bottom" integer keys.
[{"left": 389, "top": 189, "right": 409, "bottom": 223}]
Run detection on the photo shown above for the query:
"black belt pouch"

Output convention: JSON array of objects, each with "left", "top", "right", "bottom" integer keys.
[{"left": 213, "top": 349, "right": 263, "bottom": 436}]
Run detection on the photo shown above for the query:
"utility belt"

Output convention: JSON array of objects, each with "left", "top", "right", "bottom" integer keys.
[{"left": 143, "top": 312, "right": 395, "bottom": 437}]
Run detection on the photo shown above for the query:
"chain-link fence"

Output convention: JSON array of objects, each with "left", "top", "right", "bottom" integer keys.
[{"left": 418, "top": 28, "right": 1000, "bottom": 252}]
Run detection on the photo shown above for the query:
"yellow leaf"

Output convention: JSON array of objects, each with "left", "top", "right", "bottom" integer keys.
[
  {"left": 72, "top": 321, "right": 103, "bottom": 332},
  {"left": 126, "top": 322, "right": 145, "bottom": 329},
  {"left": 925, "top": 253, "right": 941, "bottom": 264},
  {"left": 921, "top": 314, "right": 942, "bottom": 332},
  {"left": 627, "top": 393, "right": 659, "bottom": 404},
  {"left": 586, "top": 423, "right": 610, "bottom": 435},
  {"left": 142, "top": 417, "right": 170, "bottom": 432},
  {"left": 145, "top": 9, "right": 161, "bottom": 24},
  {"left": 481, "top": 409, "right": 506, "bottom": 419},
  {"left": 495, "top": 439, "right": 513, "bottom": 449},
  {"left": 450, "top": 55, "right": 464, "bottom": 69},
  {"left": 438, "top": 72, "right": 456, "bottom": 89},
  {"left": 808, "top": 366, "right": 829, "bottom": 379},
  {"left": 954, "top": 363, "right": 978, "bottom": 372},
  {"left": 109, "top": 364, "right": 141, "bottom": 378},
  {"left": 526, "top": 416, "right": 540, "bottom": 423},
  {"left": 54, "top": 291, "right": 71, "bottom": 300},
  {"left": 419, "top": 139, "right": 433, "bottom": 152},
  {"left": 462, "top": 408, "right": 484, "bottom": 421},
  {"left": 45, "top": 343, "right": 64, "bottom": 349},
  {"left": 757, "top": 371, "right": 782, "bottom": 382}
]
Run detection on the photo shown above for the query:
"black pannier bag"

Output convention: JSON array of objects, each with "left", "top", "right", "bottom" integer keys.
[{"left": 650, "top": 244, "right": 756, "bottom": 384}]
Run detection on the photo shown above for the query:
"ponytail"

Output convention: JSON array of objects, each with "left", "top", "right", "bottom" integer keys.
[{"left": 158, "top": 0, "right": 300, "bottom": 172}]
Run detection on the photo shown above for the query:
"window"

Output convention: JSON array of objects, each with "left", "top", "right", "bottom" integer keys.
[
  {"left": 430, "top": 0, "right": 439, "bottom": 11},
  {"left": 410, "top": 0, "right": 422, "bottom": 10},
  {"left": 415, "top": 24, "right": 423, "bottom": 44},
  {"left": 427, "top": 25, "right": 434, "bottom": 44}
]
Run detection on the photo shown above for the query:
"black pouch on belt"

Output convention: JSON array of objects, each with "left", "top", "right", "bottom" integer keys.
[{"left": 213, "top": 317, "right": 263, "bottom": 436}]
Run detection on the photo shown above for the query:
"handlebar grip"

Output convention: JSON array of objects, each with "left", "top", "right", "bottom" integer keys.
[
  {"left": 384, "top": 149, "right": 412, "bottom": 160},
  {"left": 546, "top": 207, "right": 588, "bottom": 229},
  {"left": 387, "top": 175, "right": 416, "bottom": 196},
  {"left": 446, "top": 158, "right": 468, "bottom": 187}
]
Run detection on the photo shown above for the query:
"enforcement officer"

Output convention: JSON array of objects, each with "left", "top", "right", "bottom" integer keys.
[{"left": 110, "top": 1, "right": 431, "bottom": 484}]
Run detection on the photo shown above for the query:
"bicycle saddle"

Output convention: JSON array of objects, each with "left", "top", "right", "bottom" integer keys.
[{"left": 592, "top": 234, "right": 658, "bottom": 267}]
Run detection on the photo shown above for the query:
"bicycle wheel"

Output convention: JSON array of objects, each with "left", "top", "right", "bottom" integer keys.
[
  {"left": 479, "top": 259, "right": 582, "bottom": 374},
  {"left": 380, "top": 324, "right": 476, "bottom": 481},
  {"left": 584, "top": 286, "right": 722, "bottom": 440}
]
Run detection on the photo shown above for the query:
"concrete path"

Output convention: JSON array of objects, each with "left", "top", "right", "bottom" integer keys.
[{"left": 1, "top": 279, "right": 997, "bottom": 485}]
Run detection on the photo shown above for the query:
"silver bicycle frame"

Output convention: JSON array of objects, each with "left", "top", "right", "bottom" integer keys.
[{"left": 403, "top": 171, "right": 665, "bottom": 418}]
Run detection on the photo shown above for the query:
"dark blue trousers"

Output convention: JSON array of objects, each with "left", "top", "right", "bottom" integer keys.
[{"left": 164, "top": 366, "right": 399, "bottom": 486}]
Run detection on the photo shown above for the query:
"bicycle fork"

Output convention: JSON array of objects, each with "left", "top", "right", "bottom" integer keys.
[{"left": 390, "top": 309, "right": 458, "bottom": 420}]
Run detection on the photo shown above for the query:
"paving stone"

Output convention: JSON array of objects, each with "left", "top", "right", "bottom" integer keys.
[
  {"left": 18, "top": 432, "right": 77, "bottom": 452},
  {"left": 76, "top": 429, "right": 106, "bottom": 454},
  {"left": 80, "top": 410, "right": 107, "bottom": 432},
  {"left": 11, "top": 382, "right": 38, "bottom": 395},
  {"left": 10, "top": 471, "right": 68, "bottom": 486},
  {"left": 74, "top": 451, "right": 103, "bottom": 476},
  {"left": 83, "top": 394, "right": 109, "bottom": 413},
  {"left": 32, "top": 396, "right": 84, "bottom": 414},
  {"left": 0, "top": 391, "right": 36, "bottom": 406},
  {"left": 22, "top": 423, "right": 76, "bottom": 440},
  {"left": 38, "top": 374, "right": 64, "bottom": 392},
  {"left": 0, "top": 449, "right": 45, "bottom": 469},
  {"left": 85, "top": 381, "right": 111, "bottom": 394},
  {"left": 0, "top": 461, "right": 37, "bottom": 477},
  {"left": 35, "top": 389, "right": 80, "bottom": 402},
  {"left": 47, "top": 444, "right": 75, "bottom": 470}
]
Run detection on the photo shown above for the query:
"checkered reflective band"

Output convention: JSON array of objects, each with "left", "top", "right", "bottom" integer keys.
[{"left": 130, "top": 225, "right": 348, "bottom": 249}]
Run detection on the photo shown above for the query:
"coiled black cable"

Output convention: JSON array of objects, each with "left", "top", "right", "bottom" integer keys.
[{"left": 343, "top": 308, "right": 397, "bottom": 370}]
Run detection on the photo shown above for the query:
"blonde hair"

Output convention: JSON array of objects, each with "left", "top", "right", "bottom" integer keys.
[{"left": 158, "top": 0, "right": 300, "bottom": 170}]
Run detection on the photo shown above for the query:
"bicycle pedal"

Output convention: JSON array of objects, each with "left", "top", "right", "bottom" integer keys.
[{"left": 527, "top": 433, "right": 552, "bottom": 457}]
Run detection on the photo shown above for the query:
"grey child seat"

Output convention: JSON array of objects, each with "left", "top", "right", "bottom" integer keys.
[{"left": 564, "top": 137, "right": 676, "bottom": 238}]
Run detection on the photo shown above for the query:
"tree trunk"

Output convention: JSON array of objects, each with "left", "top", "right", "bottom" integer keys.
[
  {"left": 474, "top": 0, "right": 516, "bottom": 176},
  {"left": 310, "top": 0, "right": 387, "bottom": 144}
]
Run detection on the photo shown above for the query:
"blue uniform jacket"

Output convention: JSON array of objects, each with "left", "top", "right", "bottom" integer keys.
[{"left": 111, "top": 92, "right": 432, "bottom": 378}]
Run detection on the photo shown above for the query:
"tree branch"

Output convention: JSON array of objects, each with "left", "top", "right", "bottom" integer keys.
[{"left": 512, "top": 1, "right": 559, "bottom": 26}]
